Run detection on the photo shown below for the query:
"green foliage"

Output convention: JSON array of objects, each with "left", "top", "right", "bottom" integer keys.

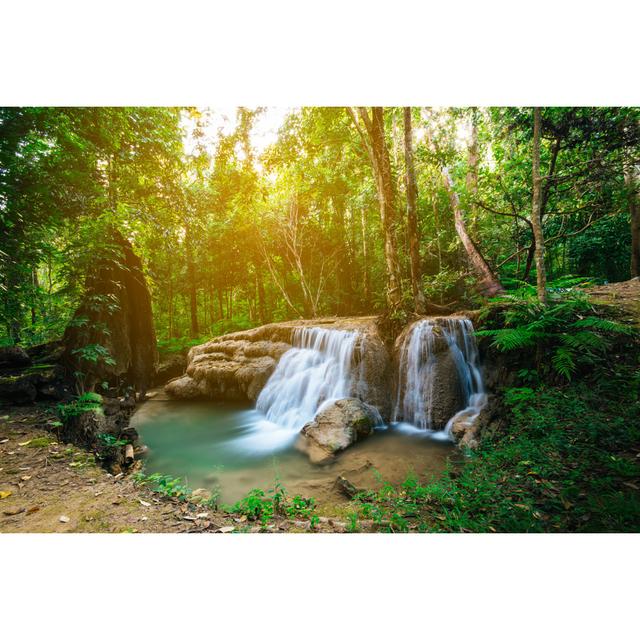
[
  {"left": 2, "top": 106, "right": 638, "bottom": 346},
  {"left": 97, "top": 433, "right": 128, "bottom": 448},
  {"left": 133, "top": 472, "right": 192, "bottom": 501},
  {"left": 157, "top": 336, "right": 202, "bottom": 356},
  {"left": 225, "top": 477, "right": 287, "bottom": 527},
  {"left": 72, "top": 343, "right": 116, "bottom": 366},
  {"left": 477, "top": 294, "right": 637, "bottom": 379},
  {"left": 224, "top": 477, "right": 320, "bottom": 529},
  {"left": 346, "top": 511, "right": 360, "bottom": 533},
  {"left": 57, "top": 392, "right": 103, "bottom": 421},
  {"left": 352, "top": 366, "right": 640, "bottom": 532},
  {"left": 284, "top": 495, "right": 316, "bottom": 520}
]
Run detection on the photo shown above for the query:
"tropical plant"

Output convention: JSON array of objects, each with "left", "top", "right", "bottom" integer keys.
[{"left": 477, "top": 294, "right": 636, "bottom": 379}]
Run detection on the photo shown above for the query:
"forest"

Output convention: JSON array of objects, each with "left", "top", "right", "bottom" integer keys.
[
  {"left": 1, "top": 106, "right": 639, "bottom": 534},
  {"left": 2, "top": 106, "right": 638, "bottom": 348}
]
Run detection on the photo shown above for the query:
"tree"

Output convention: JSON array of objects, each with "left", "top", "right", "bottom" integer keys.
[
  {"left": 531, "top": 107, "right": 547, "bottom": 303},
  {"left": 625, "top": 166, "right": 640, "bottom": 277},
  {"left": 440, "top": 167, "right": 505, "bottom": 297},
  {"left": 348, "top": 107, "right": 403, "bottom": 312},
  {"left": 403, "top": 108, "right": 426, "bottom": 313},
  {"left": 422, "top": 108, "right": 504, "bottom": 298}
]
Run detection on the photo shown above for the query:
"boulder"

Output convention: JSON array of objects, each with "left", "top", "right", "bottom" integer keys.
[
  {"left": 296, "top": 398, "right": 381, "bottom": 464},
  {"left": 165, "top": 374, "right": 207, "bottom": 399},
  {"left": 25, "top": 340, "right": 64, "bottom": 366},
  {"left": 0, "top": 374, "right": 37, "bottom": 404},
  {"left": 429, "top": 350, "right": 465, "bottom": 428},
  {"left": 351, "top": 332, "right": 393, "bottom": 421},
  {"left": 0, "top": 346, "right": 31, "bottom": 369},
  {"left": 154, "top": 353, "right": 187, "bottom": 386},
  {"left": 0, "top": 365, "right": 69, "bottom": 404}
]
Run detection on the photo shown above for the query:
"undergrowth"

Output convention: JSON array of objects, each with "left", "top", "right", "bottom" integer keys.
[
  {"left": 222, "top": 478, "right": 320, "bottom": 529},
  {"left": 476, "top": 293, "right": 636, "bottom": 380},
  {"left": 351, "top": 363, "right": 640, "bottom": 532}
]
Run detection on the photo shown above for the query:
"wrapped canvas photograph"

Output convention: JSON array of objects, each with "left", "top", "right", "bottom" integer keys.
[
  {"left": 2, "top": 104, "right": 638, "bottom": 534},
  {"left": 0, "top": 2, "right": 638, "bottom": 640}
]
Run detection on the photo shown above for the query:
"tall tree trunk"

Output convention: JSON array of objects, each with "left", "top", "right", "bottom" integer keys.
[
  {"left": 523, "top": 240, "right": 535, "bottom": 282},
  {"left": 352, "top": 107, "right": 403, "bottom": 311},
  {"left": 31, "top": 267, "right": 38, "bottom": 326},
  {"left": 218, "top": 289, "right": 224, "bottom": 319},
  {"left": 403, "top": 108, "right": 426, "bottom": 314},
  {"left": 185, "top": 223, "right": 199, "bottom": 337},
  {"left": 625, "top": 166, "right": 640, "bottom": 277},
  {"left": 466, "top": 113, "right": 480, "bottom": 240},
  {"left": 432, "top": 192, "right": 442, "bottom": 273},
  {"left": 531, "top": 107, "right": 547, "bottom": 303},
  {"left": 209, "top": 283, "right": 216, "bottom": 324},
  {"left": 360, "top": 208, "right": 370, "bottom": 306},
  {"left": 168, "top": 271, "right": 174, "bottom": 339},
  {"left": 331, "top": 195, "right": 353, "bottom": 314},
  {"left": 441, "top": 167, "right": 504, "bottom": 297},
  {"left": 255, "top": 264, "right": 267, "bottom": 324},
  {"left": 422, "top": 111, "right": 502, "bottom": 297}
]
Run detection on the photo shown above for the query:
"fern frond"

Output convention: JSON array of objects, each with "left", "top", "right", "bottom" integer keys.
[
  {"left": 552, "top": 346, "right": 577, "bottom": 380},
  {"left": 489, "top": 328, "right": 538, "bottom": 351},
  {"left": 560, "top": 331, "right": 607, "bottom": 351},
  {"left": 572, "top": 317, "right": 636, "bottom": 335}
]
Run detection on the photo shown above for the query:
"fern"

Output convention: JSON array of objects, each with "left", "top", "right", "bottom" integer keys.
[
  {"left": 480, "top": 294, "right": 638, "bottom": 381},
  {"left": 552, "top": 347, "right": 577, "bottom": 380},
  {"left": 560, "top": 331, "right": 607, "bottom": 351},
  {"left": 477, "top": 328, "right": 531, "bottom": 351},
  {"left": 571, "top": 317, "right": 635, "bottom": 335}
]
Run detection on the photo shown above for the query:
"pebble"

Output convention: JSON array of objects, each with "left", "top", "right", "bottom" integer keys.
[{"left": 59, "top": 515, "right": 70, "bottom": 523}]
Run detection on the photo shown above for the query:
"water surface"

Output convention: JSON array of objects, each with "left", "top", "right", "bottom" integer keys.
[{"left": 134, "top": 393, "right": 454, "bottom": 505}]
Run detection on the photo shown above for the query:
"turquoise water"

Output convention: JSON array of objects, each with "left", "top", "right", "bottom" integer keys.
[{"left": 134, "top": 395, "right": 454, "bottom": 504}]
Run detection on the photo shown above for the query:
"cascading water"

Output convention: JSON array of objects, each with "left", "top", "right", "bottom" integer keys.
[
  {"left": 256, "top": 326, "right": 360, "bottom": 431},
  {"left": 393, "top": 317, "right": 486, "bottom": 438},
  {"left": 393, "top": 320, "right": 437, "bottom": 430},
  {"left": 441, "top": 318, "right": 487, "bottom": 436}
]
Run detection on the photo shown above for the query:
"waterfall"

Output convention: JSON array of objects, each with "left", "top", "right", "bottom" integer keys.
[
  {"left": 393, "top": 320, "right": 437, "bottom": 430},
  {"left": 393, "top": 317, "right": 487, "bottom": 435},
  {"left": 256, "top": 326, "right": 360, "bottom": 431}
]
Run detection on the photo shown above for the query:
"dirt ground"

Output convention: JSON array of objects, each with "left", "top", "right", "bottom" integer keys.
[
  {"left": 587, "top": 278, "right": 640, "bottom": 320},
  {"left": 0, "top": 404, "right": 236, "bottom": 533}
]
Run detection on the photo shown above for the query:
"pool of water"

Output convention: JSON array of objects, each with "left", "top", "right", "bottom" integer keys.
[{"left": 133, "top": 393, "right": 455, "bottom": 505}]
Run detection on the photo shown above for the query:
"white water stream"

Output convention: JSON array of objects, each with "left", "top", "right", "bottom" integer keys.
[
  {"left": 256, "top": 326, "right": 360, "bottom": 428},
  {"left": 393, "top": 317, "right": 486, "bottom": 438}
]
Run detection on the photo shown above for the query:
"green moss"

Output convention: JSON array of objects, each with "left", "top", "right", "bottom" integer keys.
[{"left": 27, "top": 436, "right": 56, "bottom": 448}]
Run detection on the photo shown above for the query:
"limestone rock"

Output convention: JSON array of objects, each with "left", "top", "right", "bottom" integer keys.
[
  {"left": 164, "top": 317, "right": 391, "bottom": 419},
  {"left": 296, "top": 398, "right": 380, "bottom": 464},
  {"left": 0, "top": 365, "right": 69, "bottom": 405},
  {"left": 429, "top": 350, "right": 465, "bottom": 428},
  {"left": 165, "top": 375, "right": 206, "bottom": 399},
  {"left": 154, "top": 353, "right": 187, "bottom": 386},
  {"left": 0, "top": 374, "right": 37, "bottom": 404}
]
